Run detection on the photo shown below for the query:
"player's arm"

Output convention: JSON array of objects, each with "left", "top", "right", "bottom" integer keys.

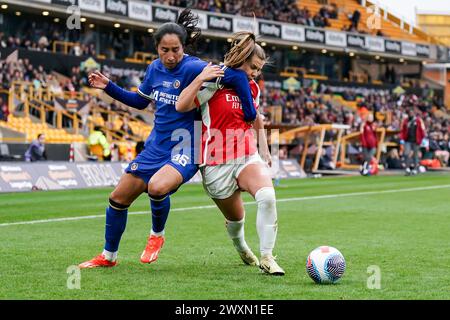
[
  {"left": 219, "top": 68, "right": 257, "bottom": 122},
  {"left": 252, "top": 111, "right": 272, "bottom": 166},
  {"left": 185, "top": 60, "right": 257, "bottom": 122},
  {"left": 88, "top": 70, "right": 150, "bottom": 110},
  {"left": 176, "top": 63, "right": 224, "bottom": 112},
  {"left": 104, "top": 82, "right": 149, "bottom": 110}
]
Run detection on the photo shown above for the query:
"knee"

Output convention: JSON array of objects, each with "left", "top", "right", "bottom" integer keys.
[
  {"left": 255, "top": 187, "right": 276, "bottom": 210},
  {"left": 147, "top": 180, "right": 172, "bottom": 199},
  {"left": 109, "top": 190, "right": 131, "bottom": 207},
  {"left": 108, "top": 196, "right": 130, "bottom": 211}
]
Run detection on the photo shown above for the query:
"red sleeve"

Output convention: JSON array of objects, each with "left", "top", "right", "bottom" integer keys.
[
  {"left": 400, "top": 119, "right": 407, "bottom": 141},
  {"left": 417, "top": 118, "right": 426, "bottom": 144},
  {"left": 360, "top": 124, "right": 367, "bottom": 147},
  {"left": 249, "top": 80, "right": 261, "bottom": 111}
]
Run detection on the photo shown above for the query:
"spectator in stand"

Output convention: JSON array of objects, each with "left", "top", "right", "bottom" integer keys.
[
  {"left": 360, "top": 112, "right": 378, "bottom": 171},
  {"left": 185, "top": 0, "right": 338, "bottom": 28},
  {"left": 329, "top": 3, "right": 338, "bottom": 19},
  {"left": 385, "top": 148, "right": 405, "bottom": 169},
  {"left": 24, "top": 133, "right": 47, "bottom": 162},
  {"left": 360, "top": 112, "right": 378, "bottom": 162},
  {"left": 428, "top": 131, "right": 450, "bottom": 167},
  {"left": 349, "top": 9, "right": 361, "bottom": 30},
  {"left": 0, "top": 96, "right": 9, "bottom": 121},
  {"left": 88, "top": 126, "right": 111, "bottom": 161},
  {"left": 117, "top": 116, "right": 134, "bottom": 140},
  {"left": 400, "top": 107, "right": 426, "bottom": 175}
]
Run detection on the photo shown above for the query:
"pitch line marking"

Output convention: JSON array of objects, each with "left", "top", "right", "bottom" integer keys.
[{"left": 1, "top": 184, "right": 449, "bottom": 227}]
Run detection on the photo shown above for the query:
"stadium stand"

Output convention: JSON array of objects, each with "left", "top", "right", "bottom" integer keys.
[
  {"left": 0, "top": 0, "right": 448, "bottom": 169},
  {"left": 0, "top": 53, "right": 152, "bottom": 162},
  {"left": 179, "top": 0, "right": 439, "bottom": 43}
]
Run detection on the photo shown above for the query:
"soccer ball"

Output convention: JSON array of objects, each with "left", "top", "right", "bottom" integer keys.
[{"left": 306, "top": 246, "right": 346, "bottom": 284}]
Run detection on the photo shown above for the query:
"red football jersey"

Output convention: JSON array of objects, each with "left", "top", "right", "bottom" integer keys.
[{"left": 195, "top": 79, "right": 260, "bottom": 166}]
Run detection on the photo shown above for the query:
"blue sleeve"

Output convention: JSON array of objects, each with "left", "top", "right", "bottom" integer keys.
[
  {"left": 137, "top": 63, "right": 154, "bottom": 99},
  {"left": 104, "top": 81, "right": 149, "bottom": 110},
  {"left": 187, "top": 58, "right": 256, "bottom": 121},
  {"left": 220, "top": 68, "right": 257, "bottom": 122}
]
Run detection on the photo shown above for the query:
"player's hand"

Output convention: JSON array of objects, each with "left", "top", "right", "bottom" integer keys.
[
  {"left": 88, "top": 70, "right": 109, "bottom": 89},
  {"left": 198, "top": 62, "right": 224, "bottom": 82}
]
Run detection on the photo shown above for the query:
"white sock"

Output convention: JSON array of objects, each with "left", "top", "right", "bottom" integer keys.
[
  {"left": 255, "top": 187, "right": 278, "bottom": 257},
  {"left": 150, "top": 230, "right": 165, "bottom": 237},
  {"left": 102, "top": 249, "right": 118, "bottom": 262},
  {"left": 226, "top": 218, "right": 250, "bottom": 253}
]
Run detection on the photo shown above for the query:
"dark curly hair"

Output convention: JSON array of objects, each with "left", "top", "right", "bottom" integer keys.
[{"left": 154, "top": 9, "right": 201, "bottom": 54}]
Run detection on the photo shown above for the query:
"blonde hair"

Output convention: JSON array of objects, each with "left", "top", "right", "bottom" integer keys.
[{"left": 224, "top": 31, "right": 266, "bottom": 68}]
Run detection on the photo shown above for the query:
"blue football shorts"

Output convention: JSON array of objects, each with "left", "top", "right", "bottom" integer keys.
[{"left": 124, "top": 151, "right": 199, "bottom": 186}]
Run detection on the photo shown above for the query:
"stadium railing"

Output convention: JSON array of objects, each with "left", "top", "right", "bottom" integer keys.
[
  {"left": 6, "top": 81, "right": 151, "bottom": 144},
  {"left": 276, "top": 123, "right": 350, "bottom": 172}
]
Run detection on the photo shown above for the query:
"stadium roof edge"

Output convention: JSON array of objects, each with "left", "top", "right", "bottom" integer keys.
[
  {"left": 364, "top": 0, "right": 443, "bottom": 45},
  {"left": 416, "top": 10, "right": 450, "bottom": 16},
  {"left": 2, "top": 0, "right": 446, "bottom": 62}
]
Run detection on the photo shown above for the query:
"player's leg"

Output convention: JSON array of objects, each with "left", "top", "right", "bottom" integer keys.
[
  {"left": 212, "top": 191, "right": 259, "bottom": 266},
  {"left": 141, "top": 163, "right": 194, "bottom": 264},
  {"left": 79, "top": 173, "right": 146, "bottom": 268},
  {"left": 237, "top": 158, "right": 285, "bottom": 275},
  {"left": 148, "top": 164, "right": 183, "bottom": 235},
  {"left": 201, "top": 165, "right": 258, "bottom": 266}
]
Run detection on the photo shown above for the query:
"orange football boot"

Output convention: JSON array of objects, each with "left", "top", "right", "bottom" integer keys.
[
  {"left": 140, "top": 235, "right": 165, "bottom": 264},
  {"left": 79, "top": 254, "right": 117, "bottom": 269}
]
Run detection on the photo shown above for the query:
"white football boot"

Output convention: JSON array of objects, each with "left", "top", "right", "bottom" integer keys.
[
  {"left": 238, "top": 249, "right": 260, "bottom": 266},
  {"left": 259, "top": 254, "right": 285, "bottom": 276}
]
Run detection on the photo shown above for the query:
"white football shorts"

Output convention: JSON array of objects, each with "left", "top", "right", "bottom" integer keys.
[{"left": 200, "top": 153, "right": 266, "bottom": 199}]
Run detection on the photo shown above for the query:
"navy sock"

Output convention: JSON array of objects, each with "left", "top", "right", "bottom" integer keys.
[
  {"left": 150, "top": 196, "right": 170, "bottom": 234},
  {"left": 104, "top": 205, "right": 128, "bottom": 252}
]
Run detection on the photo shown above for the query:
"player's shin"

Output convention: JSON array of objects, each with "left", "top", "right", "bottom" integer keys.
[
  {"left": 149, "top": 195, "right": 170, "bottom": 236},
  {"left": 255, "top": 187, "right": 278, "bottom": 256},
  {"left": 104, "top": 199, "right": 129, "bottom": 261},
  {"left": 226, "top": 218, "right": 250, "bottom": 253}
]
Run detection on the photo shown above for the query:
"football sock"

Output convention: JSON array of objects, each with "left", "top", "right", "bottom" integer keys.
[
  {"left": 102, "top": 249, "right": 118, "bottom": 262},
  {"left": 226, "top": 218, "right": 251, "bottom": 253},
  {"left": 255, "top": 187, "right": 278, "bottom": 257},
  {"left": 104, "top": 202, "right": 128, "bottom": 255},
  {"left": 150, "top": 196, "right": 170, "bottom": 235}
]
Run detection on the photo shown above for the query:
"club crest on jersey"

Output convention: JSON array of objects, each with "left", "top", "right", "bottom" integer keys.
[
  {"left": 130, "top": 163, "right": 138, "bottom": 171},
  {"left": 173, "top": 80, "right": 180, "bottom": 89}
]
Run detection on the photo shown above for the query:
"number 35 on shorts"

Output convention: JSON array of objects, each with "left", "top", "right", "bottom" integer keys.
[{"left": 171, "top": 154, "right": 190, "bottom": 167}]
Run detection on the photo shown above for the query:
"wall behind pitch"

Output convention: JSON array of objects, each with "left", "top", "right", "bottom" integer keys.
[{"left": 0, "top": 159, "right": 306, "bottom": 193}]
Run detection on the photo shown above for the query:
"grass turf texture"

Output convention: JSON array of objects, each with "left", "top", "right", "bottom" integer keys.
[{"left": 0, "top": 174, "right": 449, "bottom": 299}]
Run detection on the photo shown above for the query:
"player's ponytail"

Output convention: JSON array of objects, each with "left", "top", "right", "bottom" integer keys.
[
  {"left": 176, "top": 9, "right": 201, "bottom": 54},
  {"left": 224, "top": 31, "right": 266, "bottom": 68},
  {"left": 154, "top": 9, "right": 201, "bottom": 54}
]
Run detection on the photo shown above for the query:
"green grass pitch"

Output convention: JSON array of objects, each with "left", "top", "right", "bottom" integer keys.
[{"left": 0, "top": 174, "right": 449, "bottom": 300}]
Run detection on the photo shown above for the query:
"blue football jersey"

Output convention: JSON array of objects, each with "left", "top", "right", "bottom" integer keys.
[{"left": 136, "top": 54, "right": 254, "bottom": 167}]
